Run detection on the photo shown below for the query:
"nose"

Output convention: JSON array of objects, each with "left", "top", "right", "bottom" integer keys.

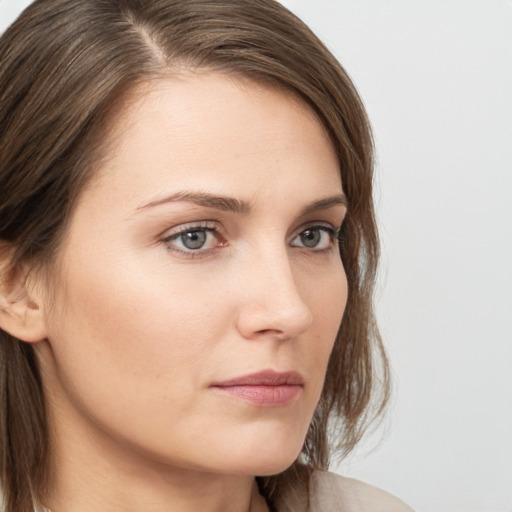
[{"left": 235, "top": 247, "right": 313, "bottom": 341}]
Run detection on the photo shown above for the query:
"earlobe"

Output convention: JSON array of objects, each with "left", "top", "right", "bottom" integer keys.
[{"left": 0, "top": 266, "right": 48, "bottom": 344}]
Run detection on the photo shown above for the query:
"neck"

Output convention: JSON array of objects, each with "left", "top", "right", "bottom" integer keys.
[
  {"left": 41, "top": 454, "right": 268, "bottom": 512},
  {"left": 39, "top": 480, "right": 267, "bottom": 512}
]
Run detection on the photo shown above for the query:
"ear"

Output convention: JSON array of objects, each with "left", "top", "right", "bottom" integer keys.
[{"left": 0, "top": 252, "right": 48, "bottom": 343}]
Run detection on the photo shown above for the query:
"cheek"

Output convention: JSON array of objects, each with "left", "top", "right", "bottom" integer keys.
[
  {"left": 43, "top": 258, "right": 226, "bottom": 450},
  {"left": 308, "top": 256, "right": 347, "bottom": 329},
  {"left": 299, "top": 259, "right": 348, "bottom": 380},
  {"left": 51, "top": 267, "right": 208, "bottom": 374},
  {"left": 46, "top": 242, "right": 237, "bottom": 412}
]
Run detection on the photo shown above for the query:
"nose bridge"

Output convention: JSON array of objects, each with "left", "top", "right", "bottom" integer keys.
[{"left": 236, "top": 239, "right": 313, "bottom": 340}]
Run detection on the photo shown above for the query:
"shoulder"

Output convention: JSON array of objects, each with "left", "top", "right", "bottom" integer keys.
[
  {"left": 309, "top": 470, "right": 415, "bottom": 512},
  {"left": 275, "top": 469, "right": 414, "bottom": 512}
]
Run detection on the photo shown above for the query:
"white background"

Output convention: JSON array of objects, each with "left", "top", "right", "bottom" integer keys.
[{"left": 1, "top": 1, "right": 511, "bottom": 511}]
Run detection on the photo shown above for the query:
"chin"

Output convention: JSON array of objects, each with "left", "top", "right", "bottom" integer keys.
[
  {"left": 251, "top": 456, "right": 300, "bottom": 477},
  {"left": 214, "top": 427, "right": 306, "bottom": 477},
  {"left": 216, "top": 452, "right": 300, "bottom": 478}
]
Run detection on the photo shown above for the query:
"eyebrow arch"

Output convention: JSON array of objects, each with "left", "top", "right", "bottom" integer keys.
[
  {"left": 298, "top": 194, "right": 348, "bottom": 216},
  {"left": 135, "top": 191, "right": 348, "bottom": 216},
  {"left": 136, "top": 191, "right": 251, "bottom": 214}
]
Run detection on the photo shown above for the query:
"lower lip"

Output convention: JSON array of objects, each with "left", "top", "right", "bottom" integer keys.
[{"left": 212, "top": 385, "right": 303, "bottom": 407}]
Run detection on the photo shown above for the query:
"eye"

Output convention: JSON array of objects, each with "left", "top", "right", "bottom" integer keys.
[
  {"left": 176, "top": 230, "right": 210, "bottom": 250},
  {"left": 291, "top": 225, "right": 337, "bottom": 251},
  {"left": 162, "top": 223, "right": 226, "bottom": 255}
]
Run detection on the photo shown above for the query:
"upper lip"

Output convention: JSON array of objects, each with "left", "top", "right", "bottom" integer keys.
[{"left": 211, "top": 370, "right": 304, "bottom": 387}]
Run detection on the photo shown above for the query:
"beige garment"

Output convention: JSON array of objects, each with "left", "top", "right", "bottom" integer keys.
[
  {"left": 276, "top": 470, "right": 415, "bottom": 512},
  {"left": 29, "top": 471, "right": 413, "bottom": 512}
]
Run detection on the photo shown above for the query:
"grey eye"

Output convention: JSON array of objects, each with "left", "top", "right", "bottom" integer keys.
[
  {"left": 180, "top": 230, "right": 207, "bottom": 250},
  {"left": 300, "top": 229, "right": 322, "bottom": 248},
  {"left": 163, "top": 225, "right": 223, "bottom": 255},
  {"left": 291, "top": 226, "right": 335, "bottom": 251}
]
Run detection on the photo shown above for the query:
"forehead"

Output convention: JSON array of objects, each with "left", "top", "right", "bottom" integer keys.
[{"left": 83, "top": 72, "right": 341, "bottom": 210}]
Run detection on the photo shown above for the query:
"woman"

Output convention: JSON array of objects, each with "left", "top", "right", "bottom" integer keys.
[{"left": 0, "top": 1, "right": 413, "bottom": 511}]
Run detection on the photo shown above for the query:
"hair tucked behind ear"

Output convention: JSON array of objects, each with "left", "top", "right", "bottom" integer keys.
[{"left": 0, "top": 1, "right": 389, "bottom": 510}]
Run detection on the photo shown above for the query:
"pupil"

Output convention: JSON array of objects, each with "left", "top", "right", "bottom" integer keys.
[
  {"left": 181, "top": 230, "right": 207, "bottom": 250},
  {"left": 301, "top": 229, "right": 320, "bottom": 248}
]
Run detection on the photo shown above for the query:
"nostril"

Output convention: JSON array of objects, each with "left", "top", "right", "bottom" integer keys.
[{"left": 254, "top": 328, "right": 293, "bottom": 341}]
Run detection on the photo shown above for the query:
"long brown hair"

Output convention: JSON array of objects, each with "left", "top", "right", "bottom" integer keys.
[{"left": 0, "top": 1, "right": 389, "bottom": 510}]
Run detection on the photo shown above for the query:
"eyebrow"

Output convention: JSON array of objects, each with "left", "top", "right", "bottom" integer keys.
[
  {"left": 135, "top": 191, "right": 348, "bottom": 216},
  {"left": 136, "top": 191, "right": 251, "bottom": 214},
  {"left": 298, "top": 194, "right": 348, "bottom": 216}
]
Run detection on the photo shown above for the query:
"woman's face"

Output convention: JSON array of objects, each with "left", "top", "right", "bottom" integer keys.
[{"left": 37, "top": 73, "right": 348, "bottom": 477}]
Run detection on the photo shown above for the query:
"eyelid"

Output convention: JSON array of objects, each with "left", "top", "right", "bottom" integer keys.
[
  {"left": 293, "top": 221, "right": 341, "bottom": 238},
  {"left": 161, "top": 220, "right": 221, "bottom": 240}
]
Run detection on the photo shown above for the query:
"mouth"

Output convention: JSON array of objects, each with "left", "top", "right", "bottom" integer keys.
[{"left": 210, "top": 370, "right": 304, "bottom": 408}]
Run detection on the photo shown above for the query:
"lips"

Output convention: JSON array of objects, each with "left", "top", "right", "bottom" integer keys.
[{"left": 210, "top": 370, "right": 304, "bottom": 407}]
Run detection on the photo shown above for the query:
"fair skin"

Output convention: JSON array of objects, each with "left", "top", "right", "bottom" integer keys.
[{"left": 22, "top": 73, "right": 348, "bottom": 511}]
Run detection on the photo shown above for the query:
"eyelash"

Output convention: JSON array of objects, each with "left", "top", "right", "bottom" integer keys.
[{"left": 161, "top": 222, "right": 342, "bottom": 258}]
